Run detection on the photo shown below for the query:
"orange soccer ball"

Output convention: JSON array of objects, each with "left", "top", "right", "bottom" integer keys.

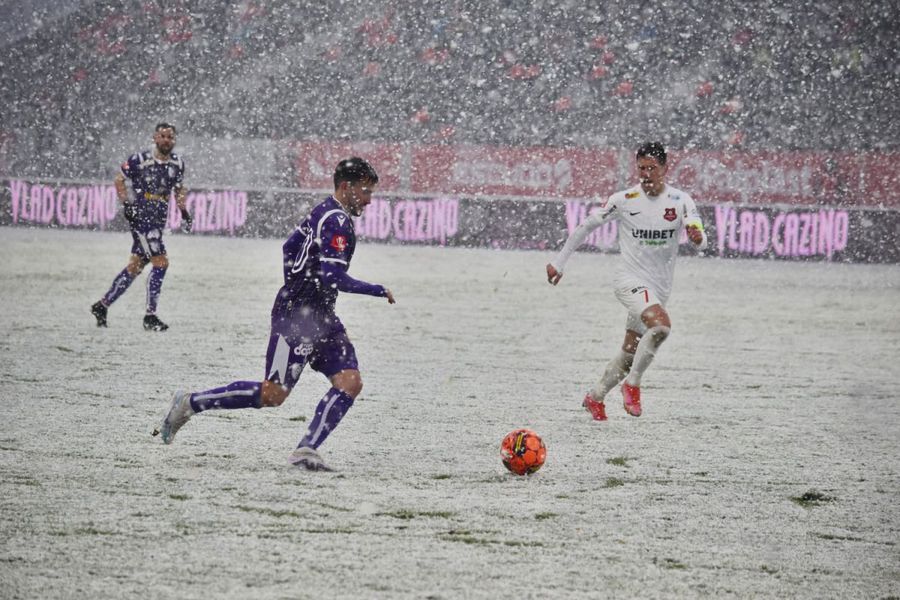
[{"left": 500, "top": 429, "right": 547, "bottom": 475}]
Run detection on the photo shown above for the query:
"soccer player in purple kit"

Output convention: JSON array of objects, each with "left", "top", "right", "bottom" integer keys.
[
  {"left": 90, "top": 122, "right": 192, "bottom": 331},
  {"left": 153, "top": 157, "right": 395, "bottom": 471}
]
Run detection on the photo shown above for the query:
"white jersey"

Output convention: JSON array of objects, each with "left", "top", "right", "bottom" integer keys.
[{"left": 551, "top": 183, "right": 706, "bottom": 301}]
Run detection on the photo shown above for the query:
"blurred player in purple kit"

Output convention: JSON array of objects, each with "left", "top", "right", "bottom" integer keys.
[
  {"left": 154, "top": 157, "right": 395, "bottom": 471},
  {"left": 546, "top": 142, "right": 706, "bottom": 420},
  {"left": 90, "top": 122, "right": 192, "bottom": 331}
]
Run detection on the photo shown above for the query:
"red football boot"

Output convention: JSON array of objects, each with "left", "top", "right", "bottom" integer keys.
[
  {"left": 582, "top": 394, "right": 608, "bottom": 421},
  {"left": 622, "top": 383, "right": 642, "bottom": 417}
]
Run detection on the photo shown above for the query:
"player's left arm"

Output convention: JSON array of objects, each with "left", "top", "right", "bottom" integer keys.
[
  {"left": 319, "top": 215, "right": 394, "bottom": 302},
  {"left": 321, "top": 260, "right": 393, "bottom": 301},
  {"left": 682, "top": 194, "right": 707, "bottom": 250}
]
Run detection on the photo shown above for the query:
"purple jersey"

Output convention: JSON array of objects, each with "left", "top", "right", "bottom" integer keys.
[
  {"left": 272, "top": 196, "right": 385, "bottom": 319},
  {"left": 120, "top": 151, "right": 185, "bottom": 230}
]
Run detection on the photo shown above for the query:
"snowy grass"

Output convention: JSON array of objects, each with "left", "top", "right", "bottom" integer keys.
[{"left": 0, "top": 226, "right": 898, "bottom": 599}]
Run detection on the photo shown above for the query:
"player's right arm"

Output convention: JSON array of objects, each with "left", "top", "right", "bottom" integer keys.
[
  {"left": 116, "top": 156, "right": 138, "bottom": 224},
  {"left": 546, "top": 195, "right": 619, "bottom": 285},
  {"left": 114, "top": 171, "right": 129, "bottom": 202},
  {"left": 116, "top": 154, "right": 141, "bottom": 201}
]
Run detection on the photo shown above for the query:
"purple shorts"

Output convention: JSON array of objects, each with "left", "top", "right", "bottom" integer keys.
[
  {"left": 130, "top": 227, "right": 167, "bottom": 259},
  {"left": 264, "top": 311, "right": 359, "bottom": 390}
]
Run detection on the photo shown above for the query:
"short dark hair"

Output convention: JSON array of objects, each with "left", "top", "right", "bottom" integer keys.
[
  {"left": 333, "top": 157, "right": 379, "bottom": 188},
  {"left": 155, "top": 122, "right": 177, "bottom": 134},
  {"left": 636, "top": 142, "right": 666, "bottom": 165}
]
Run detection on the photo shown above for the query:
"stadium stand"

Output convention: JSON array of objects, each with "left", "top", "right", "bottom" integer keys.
[{"left": 1, "top": 0, "right": 898, "bottom": 179}]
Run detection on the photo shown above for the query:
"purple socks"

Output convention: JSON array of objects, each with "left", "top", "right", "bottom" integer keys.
[
  {"left": 189, "top": 381, "right": 262, "bottom": 412},
  {"left": 102, "top": 268, "right": 135, "bottom": 306},
  {"left": 186, "top": 383, "right": 355, "bottom": 451},
  {"left": 146, "top": 266, "right": 166, "bottom": 315},
  {"left": 297, "top": 387, "right": 355, "bottom": 450}
]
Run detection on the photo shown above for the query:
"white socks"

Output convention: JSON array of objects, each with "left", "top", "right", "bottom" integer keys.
[
  {"left": 624, "top": 325, "right": 670, "bottom": 387},
  {"left": 591, "top": 350, "right": 634, "bottom": 400}
]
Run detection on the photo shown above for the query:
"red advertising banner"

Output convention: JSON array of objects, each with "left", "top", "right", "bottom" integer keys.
[
  {"left": 668, "top": 150, "right": 900, "bottom": 208},
  {"left": 290, "top": 141, "right": 900, "bottom": 208},
  {"left": 293, "top": 141, "right": 405, "bottom": 191},
  {"left": 409, "top": 144, "right": 621, "bottom": 199}
]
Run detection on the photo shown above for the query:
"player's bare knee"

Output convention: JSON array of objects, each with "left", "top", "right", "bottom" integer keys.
[
  {"left": 641, "top": 305, "right": 671, "bottom": 329},
  {"left": 260, "top": 381, "right": 289, "bottom": 407},
  {"left": 152, "top": 256, "right": 169, "bottom": 269},
  {"left": 342, "top": 377, "right": 362, "bottom": 399},
  {"left": 332, "top": 370, "right": 362, "bottom": 399}
]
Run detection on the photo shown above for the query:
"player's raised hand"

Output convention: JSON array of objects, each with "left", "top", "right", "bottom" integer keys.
[
  {"left": 686, "top": 224, "right": 703, "bottom": 245},
  {"left": 546, "top": 263, "right": 563, "bottom": 285},
  {"left": 384, "top": 288, "right": 396, "bottom": 304}
]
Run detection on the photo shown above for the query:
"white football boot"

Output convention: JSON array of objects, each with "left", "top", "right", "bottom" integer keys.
[
  {"left": 156, "top": 390, "right": 194, "bottom": 444},
  {"left": 288, "top": 446, "right": 333, "bottom": 472}
]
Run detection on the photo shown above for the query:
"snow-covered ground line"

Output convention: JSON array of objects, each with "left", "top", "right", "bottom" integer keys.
[{"left": 0, "top": 226, "right": 897, "bottom": 599}]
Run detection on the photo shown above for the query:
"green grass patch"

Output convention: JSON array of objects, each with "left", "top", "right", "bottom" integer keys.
[
  {"left": 235, "top": 505, "right": 302, "bottom": 518},
  {"left": 431, "top": 474, "right": 452, "bottom": 480},
  {"left": 439, "top": 531, "right": 543, "bottom": 547},
  {"left": 535, "top": 512, "right": 559, "bottom": 520},
  {"left": 606, "top": 456, "right": 630, "bottom": 468},
  {"left": 299, "top": 527, "right": 357, "bottom": 534},
  {"left": 316, "top": 502, "right": 352, "bottom": 512},
  {"left": 790, "top": 490, "right": 835, "bottom": 508},
  {"left": 604, "top": 477, "right": 625, "bottom": 488},
  {"left": 444, "top": 534, "right": 491, "bottom": 545},
  {"left": 659, "top": 557, "right": 687, "bottom": 570},
  {"left": 813, "top": 532, "right": 864, "bottom": 542},
  {"left": 6, "top": 475, "right": 40, "bottom": 487},
  {"left": 288, "top": 416, "right": 307, "bottom": 422},
  {"left": 168, "top": 494, "right": 190, "bottom": 501},
  {"left": 503, "top": 540, "right": 545, "bottom": 547},
  {"left": 74, "top": 526, "right": 116, "bottom": 536},
  {"left": 378, "top": 510, "right": 456, "bottom": 519}
]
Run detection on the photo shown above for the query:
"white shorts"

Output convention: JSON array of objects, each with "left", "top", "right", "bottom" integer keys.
[{"left": 614, "top": 282, "right": 666, "bottom": 335}]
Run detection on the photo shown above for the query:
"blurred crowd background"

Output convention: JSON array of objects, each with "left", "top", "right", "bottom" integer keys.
[{"left": 1, "top": 0, "right": 898, "bottom": 182}]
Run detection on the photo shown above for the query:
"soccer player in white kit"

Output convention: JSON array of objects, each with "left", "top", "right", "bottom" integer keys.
[{"left": 546, "top": 143, "right": 707, "bottom": 420}]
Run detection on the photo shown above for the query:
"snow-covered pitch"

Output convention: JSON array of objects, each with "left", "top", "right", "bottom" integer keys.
[{"left": 1, "top": 227, "right": 897, "bottom": 599}]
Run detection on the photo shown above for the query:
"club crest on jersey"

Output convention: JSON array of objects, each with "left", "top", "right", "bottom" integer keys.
[
  {"left": 330, "top": 235, "right": 348, "bottom": 251},
  {"left": 625, "top": 191, "right": 640, "bottom": 199},
  {"left": 663, "top": 207, "right": 677, "bottom": 222}
]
